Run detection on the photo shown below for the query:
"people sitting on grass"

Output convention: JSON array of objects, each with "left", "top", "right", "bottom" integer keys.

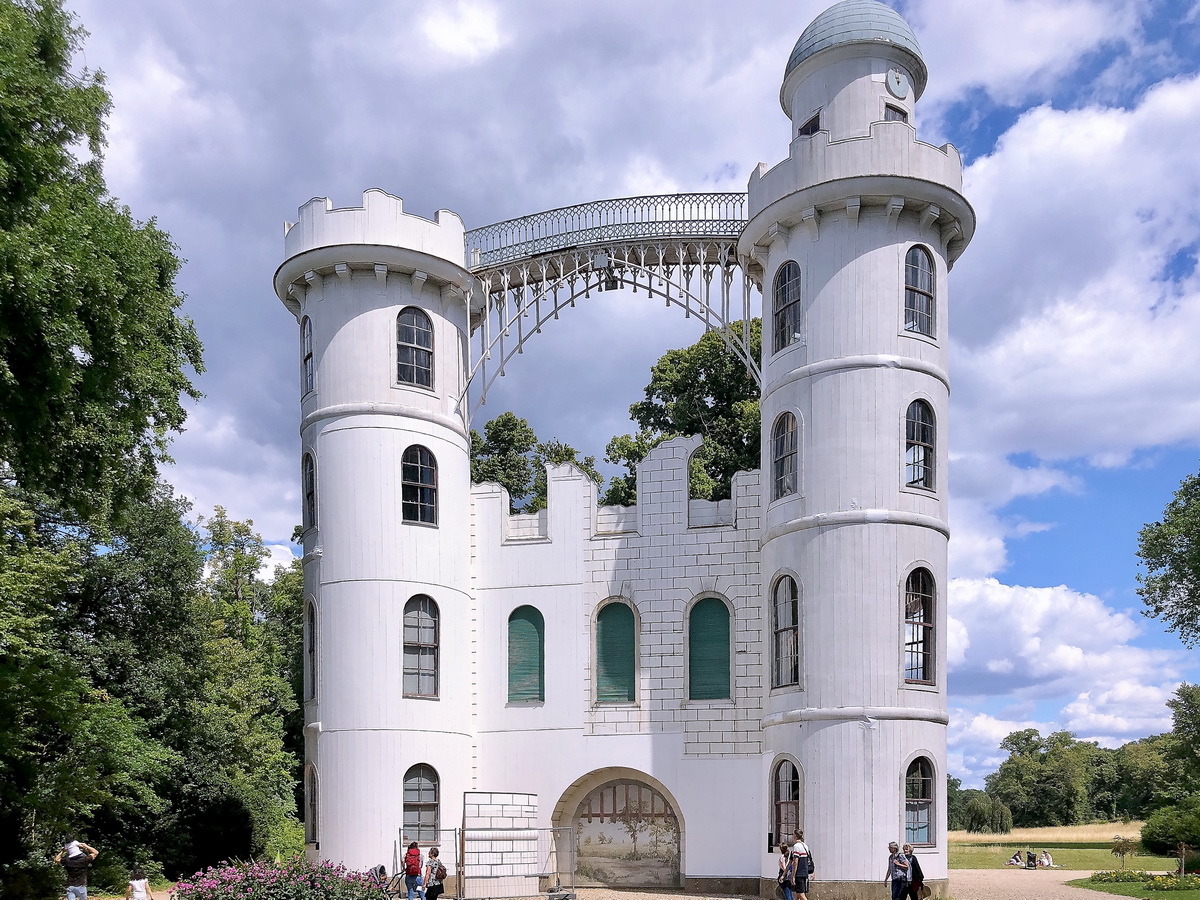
[
  {"left": 1037, "top": 850, "right": 1061, "bottom": 868},
  {"left": 1006, "top": 851, "right": 1023, "bottom": 866}
]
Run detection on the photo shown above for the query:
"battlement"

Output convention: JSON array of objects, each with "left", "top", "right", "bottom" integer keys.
[{"left": 282, "top": 188, "right": 466, "bottom": 267}]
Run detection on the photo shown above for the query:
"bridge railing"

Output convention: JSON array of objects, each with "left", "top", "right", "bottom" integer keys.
[{"left": 465, "top": 192, "right": 747, "bottom": 269}]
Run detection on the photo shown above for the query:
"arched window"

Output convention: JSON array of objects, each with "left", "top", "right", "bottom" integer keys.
[
  {"left": 303, "top": 453, "right": 317, "bottom": 531},
  {"left": 301, "top": 317, "right": 314, "bottom": 394},
  {"left": 397, "top": 307, "right": 434, "bottom": 388},
  {"left": 773, "top": 261, "right": 802, "bottom": 353},
  {"left": 402, "top": 445, "right": 438, "bottom": 524},
  {"left": 772, "top": 412, "right": 798, "bottom": 500},
  {"left": 904, "top": 246, "right": 935, "bottom": 336},
  {"left": 905, "top": 568, "right": 935, "bottom": 684},
  {"left": 305, "top": 765, "right": 319, "bottom": 843},
  {"left": 305, "top": 601, "right": 318, "bottom": 700},
  {"left": 772, "top": 759, "right": 800, "bottom": 846},
  {"left": 596, "top": 602, "right": 636, "bottom": 703},
  {"left": 688, "top": 597, "right": 730, "bottom": 700},
  {"left": 905, "top": 400, "right": 935, "bottom": 490},
  {"left": 905, "top": 757, "right": 934, "bottom": 846},
  {"left": 403, "top": 764, "right": 439, "bottom": 843},
  {"left": 403, "top": 595, "right": 439, "bottom": 698},
  {"left": 772, "top": 576, "right": 799, "bottom": 688},
  {"left": 508, "top": 606, "right": 545, "bottom": 702}
]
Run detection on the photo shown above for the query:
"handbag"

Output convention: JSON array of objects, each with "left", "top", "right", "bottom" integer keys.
[{"left": 916, "top": 883, "right": 931, "bottom": 900}]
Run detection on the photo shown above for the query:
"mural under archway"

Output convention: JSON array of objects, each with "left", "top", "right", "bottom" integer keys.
[{"left": 573, "top": 778, "right": 680, "bottom": 887}]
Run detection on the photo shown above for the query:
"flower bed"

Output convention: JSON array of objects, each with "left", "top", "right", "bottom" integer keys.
[{"left": 172, "top": 857, "right": 378, "bottom": 900}]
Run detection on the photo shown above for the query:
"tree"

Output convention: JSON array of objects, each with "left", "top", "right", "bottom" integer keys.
[
  {"left": 1142, "top": 795, "right": 1200, "bottom": 861},
  {"left": 601, "top": 320, "right": 760, "bottom": 505},
  {"left": 0, "top": 0, "right": 203, "bottom": 525},
  {"left": 471, "top": 412, "right": 601, "bottom": 512},
  {"left": 962, "top": 793, "right": 1012, "bottom": 834},
  {"left": 1168, "top": 683, "right": 1200, "bottom": 786},
  {"left": 1111, "top": 835, "right": 1137, "bottom": 869},
  {"left": 1138, "top": 469, "right": 1200, "bottom": 646},
  {"left": 986, "top": 729, "right": 1102, "bottom": 827}
]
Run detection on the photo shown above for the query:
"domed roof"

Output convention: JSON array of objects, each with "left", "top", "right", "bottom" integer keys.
[{"left": 784, "top": 0, "right": 927, "bottom": 95}]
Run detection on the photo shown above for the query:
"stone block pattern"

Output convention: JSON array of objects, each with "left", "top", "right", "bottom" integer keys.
[{"left": 462, "top": 792, "right": 540, "bottom": 899}]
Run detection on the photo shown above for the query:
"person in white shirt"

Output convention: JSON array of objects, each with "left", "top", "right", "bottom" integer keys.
[
  {"left": 124, "top": 867, "right": 150, "bottom": 900},
  {"left": 789, "top": 829, "right": 814, "bottom": 900}
]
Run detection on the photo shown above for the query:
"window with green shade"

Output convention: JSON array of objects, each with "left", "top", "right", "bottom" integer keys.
[
  {"left": 596, "top": 602, "right": 636, "bottom": 702},
  {"left": 689, "top": 596, "right": 731, "bottom": 700},
  {"left": 508, "top": 605, "right": 545, "bottom": 702}
]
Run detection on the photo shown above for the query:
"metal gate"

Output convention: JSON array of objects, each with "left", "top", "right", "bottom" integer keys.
[{"left": 457, "top": 826, "right": 576, "bottom": 900}]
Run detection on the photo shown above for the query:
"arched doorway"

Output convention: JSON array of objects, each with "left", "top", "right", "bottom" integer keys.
[{"left": 572, "top": 778, "right": 680, "bottom": 887}]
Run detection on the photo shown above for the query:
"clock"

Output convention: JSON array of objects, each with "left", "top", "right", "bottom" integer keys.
[{"left": 886, "top": 68, "right": 910, "bottom": 100}]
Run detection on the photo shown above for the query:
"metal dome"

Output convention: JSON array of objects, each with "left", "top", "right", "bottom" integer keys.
[{"left": 784, "top": 0, "right": 927, "bottom": 96}]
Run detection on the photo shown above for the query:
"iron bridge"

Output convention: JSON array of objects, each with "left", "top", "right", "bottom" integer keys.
[{"left": 461, "top": 192, "right": 758, "bottom": 418}]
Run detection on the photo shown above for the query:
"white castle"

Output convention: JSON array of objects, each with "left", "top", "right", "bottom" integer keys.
[{"left": 273, "top": 2, "right": 974, "bottom": 897}]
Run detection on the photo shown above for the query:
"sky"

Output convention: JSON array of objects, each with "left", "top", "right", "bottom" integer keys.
[{"left": 65, "top": 0, "right": 1200, "bottom": 788}]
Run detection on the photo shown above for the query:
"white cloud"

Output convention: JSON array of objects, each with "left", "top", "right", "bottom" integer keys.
[
  {"left": 1062, "top": 679, "right": 1178, "bottom": 740},
  {"left": 419, "top": 1, "right": 510, "bottom": 65}
]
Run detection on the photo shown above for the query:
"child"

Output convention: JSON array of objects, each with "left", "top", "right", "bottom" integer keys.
[{"left": 125, "top": 867, "right": 150, "bottom": 900}]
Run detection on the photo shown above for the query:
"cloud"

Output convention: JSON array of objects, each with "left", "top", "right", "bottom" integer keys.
[{"left": 419, "top": 1, "right": 509, "bottom": 65}]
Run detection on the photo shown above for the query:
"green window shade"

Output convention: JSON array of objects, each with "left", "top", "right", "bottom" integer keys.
[
  {"left": 596, "top": 603, "right": 635, "bottom": 702},
  {"left": 689, "top": 597, "right": 730, "bottom": 700},
  {"left": 508, "top": 606, "right": 545, "bottom": 702}
]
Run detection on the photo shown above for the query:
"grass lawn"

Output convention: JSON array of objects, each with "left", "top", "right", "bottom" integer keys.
[
  {"left": 948, "top": 822, "right": 1175, "bottom": 871},
  {"left": 1066, "top": 876, "right": 1200, "bottom": 899}
]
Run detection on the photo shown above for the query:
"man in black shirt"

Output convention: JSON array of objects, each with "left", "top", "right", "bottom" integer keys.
[{"left": 53, "top": 839, "right": 99, "bottom": 900}]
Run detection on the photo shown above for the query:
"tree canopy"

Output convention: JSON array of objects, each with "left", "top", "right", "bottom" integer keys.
[
  {"left": 1138, "top": 468, "right": 1200, "bottom": 646},
  {"left": 0, "top": 0, "right": 203, "bottom": 524},
  {"left": 470, "top": 411, "right": 601, "bottom": 512}
]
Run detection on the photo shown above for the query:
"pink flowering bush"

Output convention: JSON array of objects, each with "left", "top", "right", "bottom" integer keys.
[{"left": 171, "top": 856, "right": 378, "bottom": 900}]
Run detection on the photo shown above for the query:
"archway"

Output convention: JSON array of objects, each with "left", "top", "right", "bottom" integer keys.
[{"left": 554, "top": 769, "right": 683, "bottom": 888}]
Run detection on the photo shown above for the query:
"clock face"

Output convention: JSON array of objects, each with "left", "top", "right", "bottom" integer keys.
[{"left": 886, "top": 68, "right": 910, "bottom": 100}]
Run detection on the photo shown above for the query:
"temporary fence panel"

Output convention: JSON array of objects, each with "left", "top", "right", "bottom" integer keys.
[{"left": 460, "top": 826, "right": 576, "bottom": 900}]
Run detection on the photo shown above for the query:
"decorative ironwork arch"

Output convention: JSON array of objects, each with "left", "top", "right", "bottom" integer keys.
[{"left": 461, "top": 193, "right": 757, "bottom": 420}]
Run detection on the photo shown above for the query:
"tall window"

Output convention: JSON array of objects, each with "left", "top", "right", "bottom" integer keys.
[
  {"left": 772, "top": 412, "right": 798, "bottom": 500},
  {"left": 772, "top": 576, "right": 799, "bottom": 688},
  {"left": 303, "top": 453, "right": 317, "bottom": 530},
  {"left": 773, "top": 760, "right": 800, "bottom": 846},
  {"left": 403, "top": 764, "right": 439, "bottom": 843},
  {"left": 508, "top": 606, "right": 545, "bottom": 702},
  {"left": 773, "top": 261, "right": 802, "bottom": 353},
  {"left": 403, "top": 595, "right": 439, "bottom": 698},
  {"left": 305, "top": 765, "right": 319, "bottom": 843},
  {"left": 905, "top": 757, "right": 934, "bottom": 846},
  {"left": 596, "top": 602, "right": 636, "bottom": 703},
  {"left": 904, "top": 246, "right": 935, "bottom": 336},
  {"left": 397, "top": 307, "right": 434, "bottom": 388},
  {"left": 688, "top": 597, "right": 731, "bottom": 700},
  {"left": 905, "top": 400, "right": 935, "bottom": 490},
  {"left": 402, "top": 445, "right": 438, "bottom": 524},
  {"left": 301, "top": 317, "right": 314, "bottom": 394},
  {"left": 305, "top": 601, "right": 318, "bottom": 701},
  {"left": 905, "top": 568, "right": 935, "bottom": 684}
]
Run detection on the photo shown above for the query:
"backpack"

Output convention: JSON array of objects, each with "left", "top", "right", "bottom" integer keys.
[
  {"left": 405, "top": 851, "right": 422, "bottom": 877},
  {"left": 433, "top": 860, "right": 448, "bottom": 881}
]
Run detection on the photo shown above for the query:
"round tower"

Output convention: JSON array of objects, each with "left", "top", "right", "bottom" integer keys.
[
  {"left": 274, "top": 189, "right": 477, "bottom": 869},
  {"left": 740, "top": 1, "right": 973, "bottom": 892}
]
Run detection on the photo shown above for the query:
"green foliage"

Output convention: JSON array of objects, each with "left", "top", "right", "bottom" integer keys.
[
  {"left": 1169, "top": 685, "right": 1200, "bottom": 786},
  {"left": 173, "top": 857, "right": 378, "bottom": 900},
  {"left": 1091, "top": 870, "right": 1156, "bottom": 884},
  {"left": 601, "top": 319, "right": 760, "bottom": 505},
  {"left": 1143, "top": 795, "right": 1200, "bottom": 856},
  {"left": 986, "top": 729, "right": 1116, "bottom": 827},
  {"left": 471, "top": 411, "right": 601, "bottom": 512},
  {"left": 1113, "top": 835, "right": 1140, "bottom": 868},
  {"left": 963, "top": 793, "right": 1013, "bottom": 833},
  {"left": 0, "top": 0, "right": 203, "bottom": 525},
  {"left": 1148, "top": 874, "right": 1200, "bottom": 891},
  {"left": 1138, "top": 469, "right": 1200, "bottom": 646},
  {"left": 946, "top": 776, "right": 968, "bottom": 830}
]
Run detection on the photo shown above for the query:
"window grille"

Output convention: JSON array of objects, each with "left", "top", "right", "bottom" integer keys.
[
  {"left": 302, "top": 317, "right": 314, "bottom": 393},
  {"left": 904, "top": 246, "right": 935, "bottom": 336},
  {"left": 397, "top": 307, "right": 434, "bottom": 388},
  {"left": 303, "top": 453, "right": 317, "bottom": 530},
  {"left": 403, "top": 595, "right": 439, "bottom": 698},
  {"left": 773, "top": 577, "right": 799, "bottom": 688},
  {"left": 772, "top": 413, "right": 798, "bottom": 499},
  {"left": 773, "top": 760, "right": 800, "bottom": 846},
  {"left": 403, "top": 764, "right": 440, "bottom": 843},
  {"left": 905, "top": 568, "right": 935, "bottom": 684},
  {"left": 402, "top": 445, "right": 438, "bottom": 524},
  {"left": 306, "top": 601, "right": 318, "bottom": 700},
  {"left": 305, "top": 765, "right": 319, "bottom": 843},
  {"left": 773, "top": 262, "right": 803, "bottom": 353},
  {"left": 905, "top": 400, "right": 935, "bottom": 489},
  {"left": 884, "top": 104, "right": 909, "bottom": 124},
  {"left": 797, "top": 112, "right": 821, "bottom": 137},
  {"left": 905, "top": 758, "right": 934, "bottom": 846}
]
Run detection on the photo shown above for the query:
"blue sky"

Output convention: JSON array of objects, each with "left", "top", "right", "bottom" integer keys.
[{"left": 65, "top": 0, "right": 1200, "bottom": 787}]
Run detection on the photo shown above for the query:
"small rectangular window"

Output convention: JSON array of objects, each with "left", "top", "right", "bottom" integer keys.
[
  {"left": 884, "top": 105, "right": 908, "bottom": 124},
  {"left": 797, "top": 112, "right": 821, "bottom": 137}
]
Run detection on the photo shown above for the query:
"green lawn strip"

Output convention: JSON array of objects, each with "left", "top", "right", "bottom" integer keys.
[
  {"left": 949, "top": 843, "right": 1174, "bottom": 870},
  {"left": 1066, "top": 876, "right": 1200, "bottom": 899}
]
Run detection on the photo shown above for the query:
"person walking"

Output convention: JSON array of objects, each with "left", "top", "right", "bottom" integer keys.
[
  {"left": 885, "top": 841, "right": 909, "bottom": 900},
  {"left": 423, "top": 847, "right": 447, "bottom": 900},
  {"left": 53, "top": 839, "right": 99, "bottom": 900},
  {"left": 777, "top": 842, "right": 794, "bottom": 900},
  {"left": 789, "top": 829, "right": 813, "bottom": 900},
  {"left": 124, "top": 867, "right": 150, "bottom": 900},
  {"left": 403, "top": 841, "right": 424, "bottom": 900},
  {"left": 901, "top": 843, "right": 925, "bottom": 900}
]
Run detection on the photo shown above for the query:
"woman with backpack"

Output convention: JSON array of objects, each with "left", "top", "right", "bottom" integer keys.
[
  {"left": 789, "top": 829, "right": 813, "bottom": 900},
  {"left": 403, "top": 842, "right": 424, "bottom": 900},
  {"left": 424, "top": 847, "right": 447, "bottom": 900}
]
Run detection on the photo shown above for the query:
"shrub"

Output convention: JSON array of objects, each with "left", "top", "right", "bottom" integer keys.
[
  {"left": 1146, "top": 873, "right": 1200, "bottom": 891},
  {"left": 172, "top": 856, "right": 377, "bottom": 900},
  {"left": 0, "top": 856, "right": 61, "bottom": 900},
  {"left": 1091, "top": 870, "right": 1154, "bottom": 884}
]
